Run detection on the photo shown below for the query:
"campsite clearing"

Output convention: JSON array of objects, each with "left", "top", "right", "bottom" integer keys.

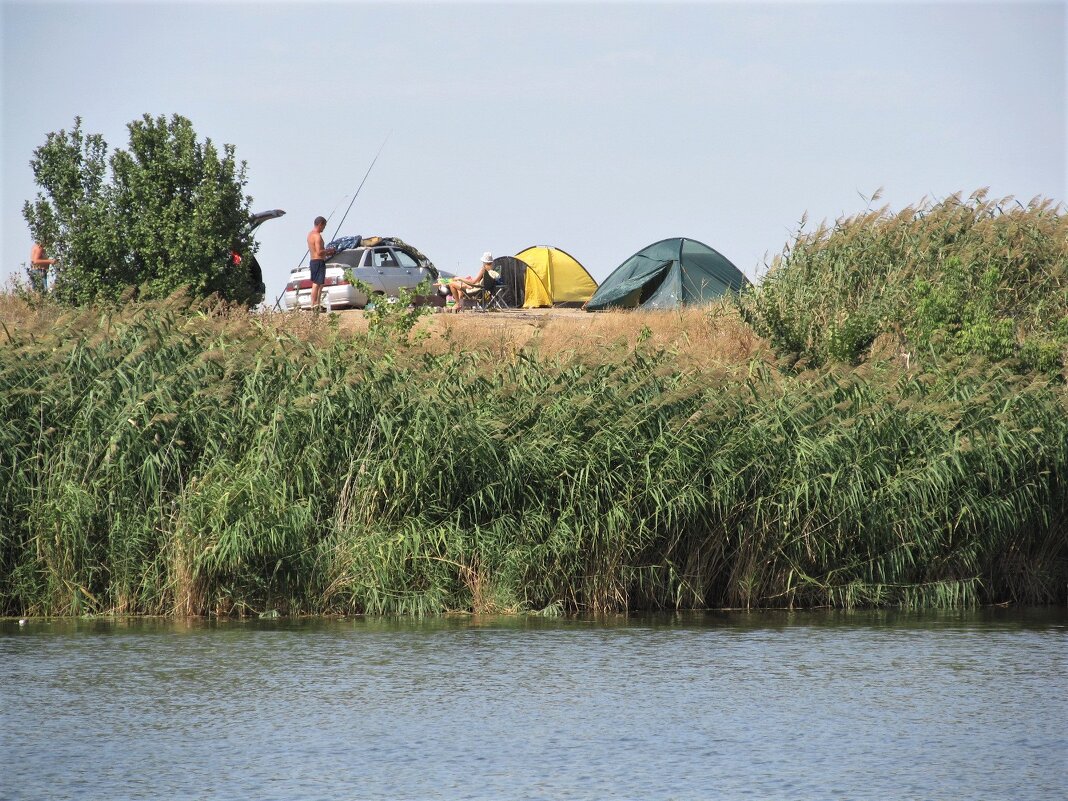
[{"left": 319, "top": 304, "right": 766, "bottom": 363}]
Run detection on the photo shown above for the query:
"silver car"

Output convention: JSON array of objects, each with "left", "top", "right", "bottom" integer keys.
[{"left": 283, "top": 238, "right": 439, "bottom": 310}]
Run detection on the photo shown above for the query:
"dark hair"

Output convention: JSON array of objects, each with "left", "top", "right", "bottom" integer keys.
[{"left": 314, "top": 216, "right": 327, "bottom": 227}]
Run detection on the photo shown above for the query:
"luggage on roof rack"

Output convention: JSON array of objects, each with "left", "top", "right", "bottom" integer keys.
[
  {"left": 382, "top": 237, "right": 433, "bottom": 269},
  {"left": 327, "top": 234, "right": 438, "bottom": 279},
  {"left": 327, "top": 235, "right": 363, "bottom": 252}
]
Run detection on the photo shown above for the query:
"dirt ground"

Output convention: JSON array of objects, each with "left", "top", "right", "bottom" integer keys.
[
  {"left": 330, "top": 306, "right": 614, "bottom": 349},
  {"left": 0, "top": 290, "right": 764, "bottom": 363},
  {"left": 333, "top": 305, "right": 589, "bottom": 332},
  {"left": 321, "top": 304, "right": 764, "bottom": 362}
]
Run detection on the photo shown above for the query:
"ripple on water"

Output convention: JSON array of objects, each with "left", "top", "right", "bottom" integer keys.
[{"left": 2, "top": 610, "right": 1066, "bottom": 800}]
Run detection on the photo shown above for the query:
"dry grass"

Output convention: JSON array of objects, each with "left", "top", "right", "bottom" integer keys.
[
  {"left": 2, "top": 292, "right": 766, "bottom": 368},
  {"left": 254, "top": 303, "right": 768, "bottom": 366},
  {"left": 0, "top": 291, "right": 54, "bottom": 338}
]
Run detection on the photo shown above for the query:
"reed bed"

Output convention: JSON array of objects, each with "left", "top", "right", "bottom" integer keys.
[
  {"left": 738, "top": 191, "right": 1068, "bottom": 375},
  {"left": 2, "top": 293, "right": 1064, "bottom": 616}
]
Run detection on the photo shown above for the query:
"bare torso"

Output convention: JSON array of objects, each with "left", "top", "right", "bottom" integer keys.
[
  {"left": 307, "top": 230, "right": 327, "bottom": 261},
  {"left": 30, "top": 243, "right": 54, "bottom": 270}
]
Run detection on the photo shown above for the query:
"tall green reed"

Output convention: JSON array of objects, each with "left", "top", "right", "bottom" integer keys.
[
  {"left": 1, "top": 293, "right": 1065, "bottom": 616},
  {"left": 737, "top": 191, "right": 1068, "bottom": 375}
]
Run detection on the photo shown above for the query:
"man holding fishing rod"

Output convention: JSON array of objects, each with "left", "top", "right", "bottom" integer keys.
[{"left": 306, "top": 216, "right": 337, "bottom": 312}]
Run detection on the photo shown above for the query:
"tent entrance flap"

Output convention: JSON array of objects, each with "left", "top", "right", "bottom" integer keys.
[
  {"left": 586, "top": 259, "right": 672, "bottom": 310},
  {"left": 492, "top": 256, "right": 528, "bottom": 307}
]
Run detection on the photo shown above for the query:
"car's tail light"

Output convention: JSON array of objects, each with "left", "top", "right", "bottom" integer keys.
[{"left": 286, "top": 277, "right": 351, "bottom": 290}]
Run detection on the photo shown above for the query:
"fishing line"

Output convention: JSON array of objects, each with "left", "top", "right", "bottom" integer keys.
[
  {"left": 294, "top": 191, "right": 350, "bottom": 270},
  {"left": 270, "top": 132, "right": 390, "bottom": 309},
  {"left": 328, "top": 130, "right": 391, "bottom": 242},
  {"left": 270, "top": 192, "right": 350, "bottom": 310}
]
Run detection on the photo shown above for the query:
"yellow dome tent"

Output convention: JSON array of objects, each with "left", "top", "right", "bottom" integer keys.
[{"left": 515, "top": 246, "right": 599, "bottom": 308}]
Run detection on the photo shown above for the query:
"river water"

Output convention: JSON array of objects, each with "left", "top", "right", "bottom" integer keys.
[{"left": 2, "top": 609, "right": 1065, "bottom": 800}]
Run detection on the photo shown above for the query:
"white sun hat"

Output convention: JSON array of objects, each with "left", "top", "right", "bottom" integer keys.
[{"left": 481, "top": 251, "right": 493, "bottom": 263}]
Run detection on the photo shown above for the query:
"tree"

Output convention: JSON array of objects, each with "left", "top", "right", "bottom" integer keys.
[
  {"left": 23, "top": 114, "right": 262, "bottom": 305},
  {"left": 22, "top": 117, "right": 118, "bottom": 301}
]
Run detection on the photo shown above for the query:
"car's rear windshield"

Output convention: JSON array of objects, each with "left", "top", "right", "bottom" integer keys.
[{"left": 328, "top": 248, "right": 366, "bottom": 268}]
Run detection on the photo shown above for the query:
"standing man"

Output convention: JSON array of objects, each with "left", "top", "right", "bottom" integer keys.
[
  {"left": 306, "top": 216, "right": 336, "bottom": 311},
  {"left": 29, "top": 242, "right": 56, "bottom": 293}
]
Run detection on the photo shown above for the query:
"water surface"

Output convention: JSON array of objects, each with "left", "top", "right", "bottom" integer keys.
[{"left": 2, "top": 609, "right": 1065, "bottom": 800}]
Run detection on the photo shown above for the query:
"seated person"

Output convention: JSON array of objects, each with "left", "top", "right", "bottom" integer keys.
[{"left": 444, "top": 251, "right": 496, "bottom": 310}]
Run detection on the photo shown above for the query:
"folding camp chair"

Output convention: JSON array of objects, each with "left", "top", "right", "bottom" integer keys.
[
  {"left": 485, "top": 280, "right": 509, "bottom": 310},
  {"left": 460, "top": 268, "right": 502, "bottom": 312}
]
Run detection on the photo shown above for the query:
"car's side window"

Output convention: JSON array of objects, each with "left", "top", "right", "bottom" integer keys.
[
  {"left": 373, "top": 248, "right": 398, "bottom": 268},
  {"left": 394, "top": 250, "right": 418, "bottom": 268}
]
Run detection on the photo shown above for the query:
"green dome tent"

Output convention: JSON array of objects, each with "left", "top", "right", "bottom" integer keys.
[{"left": 586, "top": 237, "right": 750, "bottom": 311}]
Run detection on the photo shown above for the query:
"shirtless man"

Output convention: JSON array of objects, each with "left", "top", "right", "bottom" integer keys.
[
  {"left": 306, "top": 216, "right": 336, "bottom": 311},
  {"left": 29, "top": 242, "right": 56, "bottom": 292}
]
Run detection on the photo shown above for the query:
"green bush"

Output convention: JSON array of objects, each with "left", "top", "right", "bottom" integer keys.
[
  {"left": 344, "top": 273, "right": 434, "bottom": 341},
  {"left": 738, "top": 191, "right": 1068, "bottom": 375},
  {"left": 23, "top": 115, "right": 260, "bottom": 306}
]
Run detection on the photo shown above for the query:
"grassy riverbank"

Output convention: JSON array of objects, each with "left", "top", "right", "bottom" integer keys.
[
  {"left": 3, "top": 192, "right": 1065, "bottom": 616},
  {"left": 2, "top": 290, "right": 1065, "bottom": 616}
]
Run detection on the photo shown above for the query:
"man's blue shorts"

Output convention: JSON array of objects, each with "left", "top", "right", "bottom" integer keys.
[{"left": 309, "top": 259, "right": 326, "bottom": 285}]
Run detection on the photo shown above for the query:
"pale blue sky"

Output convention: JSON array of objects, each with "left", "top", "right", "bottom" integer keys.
[{"left": 3, "top": 1, "right": 1064, "bottom": 299}]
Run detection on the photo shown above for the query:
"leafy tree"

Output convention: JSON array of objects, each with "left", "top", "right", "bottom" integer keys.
[
  {"left": 23, "top": 114, "right": 262, "bottom": 305},
  {"left": 21, "top": 118, "right": 117, "bottom": 300}
]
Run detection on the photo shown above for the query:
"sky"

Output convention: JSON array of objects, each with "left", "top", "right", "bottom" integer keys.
[{"left": 2, "top": 1, "right": 1065, "bottom": 302}]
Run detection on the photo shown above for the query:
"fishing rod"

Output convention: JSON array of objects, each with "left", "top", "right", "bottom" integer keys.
[
  {"left": 269, "top": 191, "right": 350, "bottom": 310},
  {"left": 271, "top": 133, "right": 391, "bottom": 310},
  {"left": 295, "top": 191, "right": 350, "bottom": 270},
  {"left": 328, "top": 130, "right": 391, "bottom": 243}
]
